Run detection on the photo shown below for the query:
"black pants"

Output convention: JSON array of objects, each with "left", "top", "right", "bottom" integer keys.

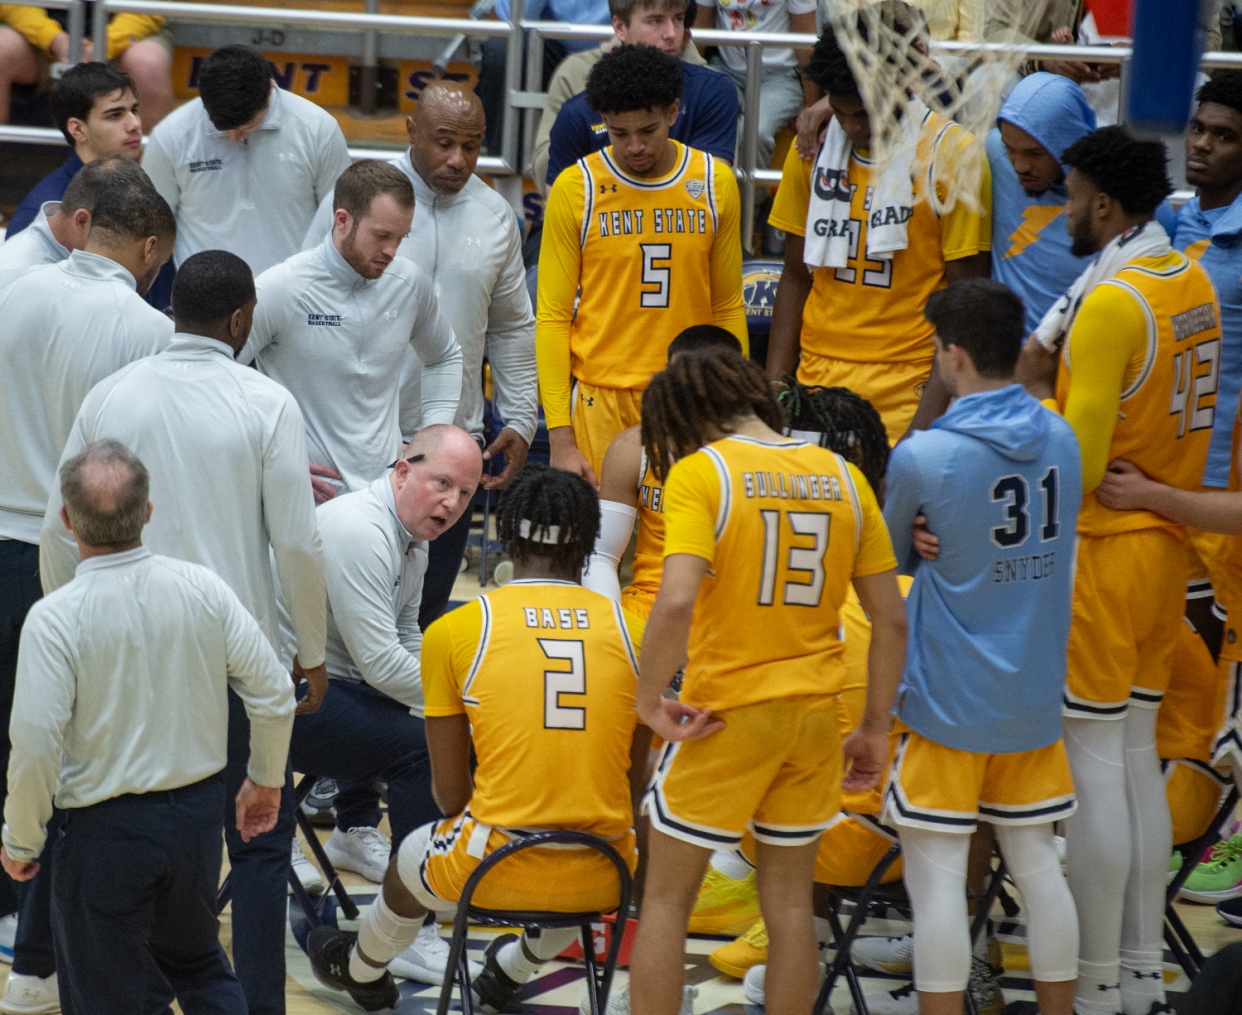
[
  {"left": 476, "top": 35, "right": 569, "bottom": 155},
  {"left": 51, "top": 777, "right": 247, "bottom": 1015}
]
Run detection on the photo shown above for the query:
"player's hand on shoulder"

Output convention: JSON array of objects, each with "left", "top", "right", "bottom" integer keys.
[
  {"left": 795, "top": 97, "right": 834, "bottom": 161},
  {"left": 912, "top": 514, "right": 939, "bottom": 561},
  {"left": 841, "top": 726, "right": 888, "bottom": 793},
  {"left": 646, "top": 699, "right": 725, "bottom": 743},
  {"left": 1095, "top": 459, "right": 1153, "bottom": 512}
]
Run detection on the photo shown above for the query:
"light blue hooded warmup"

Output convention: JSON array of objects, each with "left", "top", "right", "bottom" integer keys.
[
  {"left": 883, "top": 385, "right": 1082, "bottom": 754},
  {"left": 989, "top": 73, "right": 1096, "bottom": 333}
]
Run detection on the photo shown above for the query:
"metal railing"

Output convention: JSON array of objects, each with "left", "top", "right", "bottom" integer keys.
[{"left": 2, "top": 1, "right": 1230, "bottom": 240}]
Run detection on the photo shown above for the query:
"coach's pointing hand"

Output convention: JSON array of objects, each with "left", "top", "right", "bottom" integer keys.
[
  {"left": 235, "top": 778, "right": 282, "bottom": 842},
  {"left": 481, "top": 427, "right": 530, "bottom": 490}
]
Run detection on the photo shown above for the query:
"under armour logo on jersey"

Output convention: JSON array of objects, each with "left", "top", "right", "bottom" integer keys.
[
  {"left": 599, "top": 183, "right": 617, "bottom": 194},
  {"left": 583, "top": 395, "right": 595, "bottom": 406},
  {"left": 464, "top": 236, "right": 482, "bottom": 248},
  {"left": 383, "top": 309, "right": 400, "bottom": 321},
  {"left": 278, "top": 151, "right": 295, "bottom": 163}
]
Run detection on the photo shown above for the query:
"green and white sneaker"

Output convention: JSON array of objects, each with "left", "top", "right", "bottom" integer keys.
[{"left": 1179, "top": 832, "right": 1242, "bottom": 903}]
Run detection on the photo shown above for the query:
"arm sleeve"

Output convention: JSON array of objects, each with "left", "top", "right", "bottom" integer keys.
[
  {"left": 536, "top": 168, "right": 587, "bottom": 429},
  {"left": 581, "top": 500, "right": 638, "bottom": 602},
  {"left": 767, "top": 142, "right": 812, "bottom": 237},
  {"left": 0, "top": 5, "right": 62, "bottom": 53},
  {"left": 879, "top": 444, "right": 922, "bottom": 574},
  {"left": 691, "top": 72, "right": 741, "bottom": 163},
  {"left": 140, "top": 131, "right": 180, "bottom": 220},
  {"left": 263, "top": 397, "right": 327, "bottom": 669},
  {"left": 484, "top": 216, "right": 539, "bottom": 445},
  {"left": 709, "top": 162, "right": 749, "bottom": 353},
  {"left": 1060, "top": 283, "right": 1147, "bottom": 494},
  {"left": 422, "top": 606, "right": 482, "bottom": 717},
  {"left": 302, "top": 192, "right": 335, "bottom": 252},
  {"left": 939, "top": 129, "right": 992, "bottom": 260},
  {"left": 409, "top": 279, "right": 464, "bottom": 426},
  {"left": 661, "top": 454, "right": 721, "bottom": 564},
  {"left": 324, "top": 523, "right": 424, "bottom": 709},
  {"left": 211, "top": 576, "right": 296, "bottom": 788},
  {"left": 313, "top": 121, "right": 353, "bottom": 207},
  {"left": 848, "top": 461, "right": 898, "bottom": 577},
  {"left": 105, "top": 14, "right": 164, "bottom": 59},
  {"left": 2, "top": 609, "right": 73, "bottom": 863}
]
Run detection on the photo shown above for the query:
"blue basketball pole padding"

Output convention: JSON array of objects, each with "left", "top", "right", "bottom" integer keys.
[{"left": 1125, "top": 0, "right": 1215, "bottom": 135}]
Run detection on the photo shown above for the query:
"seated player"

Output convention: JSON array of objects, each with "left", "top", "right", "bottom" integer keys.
[
  {"left": 628, "top": 347, "right": 907, "bottom": 1015},
  {"left": 306, "top": 465, "right": 652, "bottom": 1012}
]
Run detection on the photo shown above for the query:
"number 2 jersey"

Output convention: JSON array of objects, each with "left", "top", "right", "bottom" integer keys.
[
  {"left": 1056, "top": 250, "right": 1220, "bottom": 538},
  {"left": 420, "top": 580, "right": 643, "bottom": 839},
  {"left": 662, "top": 435, "right": 897, "bottom": 712},
  {"left": 536, "top": 142, "right": 748, "bottom": 429}
]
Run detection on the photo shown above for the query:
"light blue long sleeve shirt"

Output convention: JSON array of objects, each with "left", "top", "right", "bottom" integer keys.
[{"left": 883, "top": 385, "right": 1082, "bottom": 754}]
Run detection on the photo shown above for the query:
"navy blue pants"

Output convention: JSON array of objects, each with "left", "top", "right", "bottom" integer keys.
[
  {"left": 290, "top": 680, "right": 438, "bottom": 849},
  {"left": 51, "top": 776, "right": 247, "bottom": 1015}
]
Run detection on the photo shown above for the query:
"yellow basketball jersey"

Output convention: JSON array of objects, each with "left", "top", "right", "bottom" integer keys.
[
  {"left": 1219, "top": 410, "right": 1242, "bottom": 663},
  {"left": 621, "top": 450, "right": 666, "bottom": 621},
  {"left": 420, "top": 580, "right": 642, "bottom": 838},
  {"left": 1057, "top": 252, "right": 1219, "bottom": 537},
  {"left": 662, "top": 435, "right": 897, "bottom": 712}
]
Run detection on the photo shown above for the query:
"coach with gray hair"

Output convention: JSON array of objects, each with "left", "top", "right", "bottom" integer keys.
[{"left": 1, "top": 440, "right": 295, "bottom": 1015}]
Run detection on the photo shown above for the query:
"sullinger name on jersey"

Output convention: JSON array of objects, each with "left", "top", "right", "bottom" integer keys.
[
  {"left": 742, "top": 470, "right": 845, "bottom": 502},
  {"left": 596, "top": 207, "right": 709, "bottom": 238}
]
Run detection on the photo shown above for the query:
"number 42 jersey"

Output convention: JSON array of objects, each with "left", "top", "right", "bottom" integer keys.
[{"left": 662, "top": 436, "right": 897, "bottom": 712}]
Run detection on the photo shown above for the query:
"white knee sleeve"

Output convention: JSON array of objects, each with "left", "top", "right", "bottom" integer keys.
[
  {"left": 899, "top": 826, "right": 971, "bottom": 993},
  {"left": 993, "top": 823, "right": 1078, "bottom": 982}
]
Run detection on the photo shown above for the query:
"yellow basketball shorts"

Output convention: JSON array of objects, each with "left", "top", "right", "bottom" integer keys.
[
  {"left": 1064, "top": 528, "right": 1188, "bottom": 719},
  {"left": 644, "top": 694, "right": 841, "bottom": 850},
  {"left": 1188, "top": 528, "right": 1229, "bottom": 608},
  {"left": 883, "top": 728, "right": 1077, "bottom": 833},
  {"left": 397, "top": 811, "right": 636, "bottom": 914},
  {"left": 1163, "top": 758, "right": 1232, "bottom": 847},
  {"left": 619, "top": 586, "right": 656, "bottom": 622},
  {"left": 1157, "top": 618, "right": 1223, "bottom": 762},
  {"left": 796, "top": 352, "right": 931, "bottom": 447},
  {"left": 570, "top": 381, "right": 644, "bottom": 482},
  {"left": 738, "top": 814, "right": 903, "bottom": 887}
]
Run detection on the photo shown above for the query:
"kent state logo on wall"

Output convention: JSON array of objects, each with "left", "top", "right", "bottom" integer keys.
[
  {"left": 175, "top": 48, "right": 350, "bottom": 105},
  {"left": 742, "top": 259, "right": 780, "bottom": 334}
]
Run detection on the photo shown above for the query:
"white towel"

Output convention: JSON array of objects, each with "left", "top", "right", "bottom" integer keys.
[
  {"left": 802, "top": 99, "right": 933, "bottom": 271},
  {"left": 1032, "top": 219, "right": 1173, "bottom": 352}
]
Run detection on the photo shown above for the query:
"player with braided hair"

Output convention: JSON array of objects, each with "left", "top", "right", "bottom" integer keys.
[
  {"left": 308, "top": 463, "right": 653, "bottom": 1013},
  {"left": 629, "top": 345, "right": 907, "bottom": 1015},
  {"left": 781, "top": 382, "right": 890, "bottom": 495}
]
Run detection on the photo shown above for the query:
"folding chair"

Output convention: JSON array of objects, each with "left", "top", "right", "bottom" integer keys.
[
  {"left": 436, "top": 830, "right": 633, "bottom": 1015},
  {"left": 1165, "top": 784, "right": 1240, "bottom": 980},
  {"left": 216, "top": 773, "right": 359, "bottom": 928},
  {"left": 812, "top": 842, "right": 1011, "bottom": 1015}
]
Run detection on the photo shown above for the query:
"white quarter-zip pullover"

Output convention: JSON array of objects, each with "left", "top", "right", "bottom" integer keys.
[
  {"left": 239, "top": 234, "right": 463, "bottom": 494},
  {"left": 0, "top": 202, "right": 66, "bottom": 281},
  {"left": 143, "top": 87, "right": 352, "bottom": 277},
  {"left": 3, "top": 547, "right": 295, "bottom": 862},
  {"left": 304, "top": 153, "right": 538, "bottom": 445},
  {"left": 0, "top": 251, "right": 173, "bottom": 544},
  {"left": 39, "top": 334, "right": 327, "bottom": 668},
  {"left": 279, "top": 476, "right": 427, "bottom": 713}
]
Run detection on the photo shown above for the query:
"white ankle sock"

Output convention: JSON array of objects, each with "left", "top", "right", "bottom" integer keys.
[
  {"left": 1119, "top": 948, "right": 1165, "bottom": 1014},
  {"left": 710, "top": 850, "right": 753, "bottom": 881},
  {"left": 497, "top": 928, "right": 580, "bottom": 983},
  {"left": 1075, "top": 958, "right": 1122, "bottom": 1015},
  {"left": 350, "top": 893, "right": 424, "bottom": 982}
]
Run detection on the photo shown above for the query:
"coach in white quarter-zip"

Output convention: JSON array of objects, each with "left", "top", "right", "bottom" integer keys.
[
  {"left": 143, "top": 44, "right": 351, "bottom": 277},
  {"left": 240, "top": 159, "right": 463, "bottom": 501},
  {"left": 303, "top": 82, "right": 537, "bottom": 625}
]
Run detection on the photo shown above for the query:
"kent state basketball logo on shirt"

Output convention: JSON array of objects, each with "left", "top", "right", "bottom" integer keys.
[{"left": 639, "top": 478, "right": 664, "bottom": 514}]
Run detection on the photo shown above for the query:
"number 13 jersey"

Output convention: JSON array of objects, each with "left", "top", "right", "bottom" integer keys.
[{"left": 662, "top": 436, "right": 897, "bottom": 712}]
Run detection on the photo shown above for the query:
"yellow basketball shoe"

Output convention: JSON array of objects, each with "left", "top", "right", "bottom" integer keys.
[
  {"left": 709, "top": 917, "right": 768, "bottom": 977},
  {"left": 686, "top": 869, "right": 761, "bottom": 936}
]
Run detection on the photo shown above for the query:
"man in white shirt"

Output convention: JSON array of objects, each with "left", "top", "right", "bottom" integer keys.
[
  {"left": 0, "top": 178, "right": 173, "bottom": 1010},
  {"left": 37, "top": 249, "right": 328, "bottom": 1015},
  {"left": 143, "top": 43, "right": 352, "bottom": 279},
  {"left": 2, "top": 440, "right": 295, "bottom": 1015},
  {"left": 303, "top": 82, "right": 536, "bottom": 625},
  {"left": 282, "top": 424, "right": 481, "bottom": 985},
  {"left": 240, "top": 159, "right": 463, "bottom": 500},
  {"left": 0, "top": 155, "right": 149, "bottom": 282}
]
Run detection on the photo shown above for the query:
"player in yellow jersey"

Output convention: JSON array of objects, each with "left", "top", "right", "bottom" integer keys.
[
  {"left": 1033, "top": 126, "right": 1222, "bottom": 1015},
  {"left": 536, "top": 44, "right": 748, "bottom": 487},
  {"left": 765, "top": 21, "right": 992, "bottom": 445},
  {"left": 626, "top": 348, "right": 907, "bottom": 1015},
  {"left": 307, "top": 465, "right": 652, "bottom": 1013}
]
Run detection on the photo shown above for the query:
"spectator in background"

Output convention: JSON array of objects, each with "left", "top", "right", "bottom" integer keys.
[
  {"left": 475, "top": 0, "right": 611, "bottom": 156},
  {"left": 695, "top": 0, "right": 818, "bottom": 176},
  {"left": 5, "top": 62, "right": 140, "bottom": 238},
  {"left": 0, "top": 4, "right": 172, "bottom": 128}
]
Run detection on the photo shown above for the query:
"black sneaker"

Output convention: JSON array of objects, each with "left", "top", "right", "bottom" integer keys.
[
  {"left": 307, "top": 927, "right": 399, "bottom": 1012},
  {"left": 473, "top": 933, "right": 525, "bottom": 1013},
  {"left": 1219, "top": 894, "right": 1242, "bottom": 926},
  {"left": 302, "top": 777, "right": 338, "bottom": 827}
]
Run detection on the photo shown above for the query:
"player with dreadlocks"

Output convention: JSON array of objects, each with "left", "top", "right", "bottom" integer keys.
[
  {"left": 308, "top": 464, "right": 653, "bottom": 1014},
  {"left": 628, "top": 346, "right": 907, "bottom": 1015}
]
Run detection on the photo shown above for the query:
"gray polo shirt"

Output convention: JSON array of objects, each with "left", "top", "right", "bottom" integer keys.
[
  {"left": 0, "top": 202, "right": 66, "bottom": 281},
  {"left": 40, "top": 333, "right": 327, "bottom": 668},
  {"left": 3, "top": 547, "right": 295, "bottom": 862},
  {"left": 143, "top": 86, "right": 352, "bottom": 276},
  {"left": 239, "top": 234, "right": 463, "bottom": 495},
  {"left": 0, "top": 251, "right": 173, "bottom": 544}
]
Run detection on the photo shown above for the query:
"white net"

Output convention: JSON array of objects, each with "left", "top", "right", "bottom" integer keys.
[{"left": 822, "top": 0, "right": 1051, "bottom": 215}]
